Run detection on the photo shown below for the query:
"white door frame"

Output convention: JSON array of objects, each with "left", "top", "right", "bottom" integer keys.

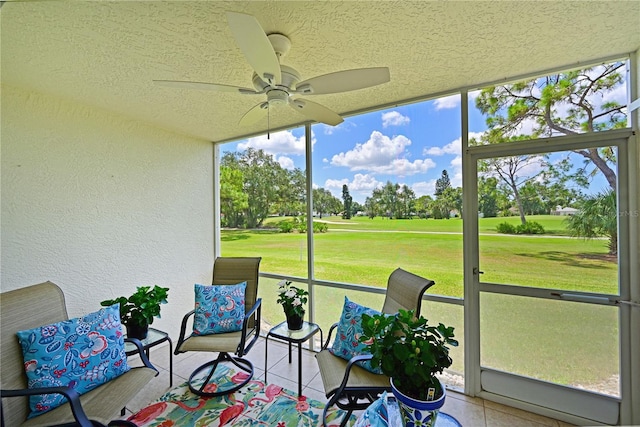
[{"left": 462, "top": 127, "right": 634, "bottom": 425}]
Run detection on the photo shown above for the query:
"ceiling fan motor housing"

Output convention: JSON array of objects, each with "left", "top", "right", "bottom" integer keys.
[{"left": 267, "top": 89, "right": 289, "bottom": 106}]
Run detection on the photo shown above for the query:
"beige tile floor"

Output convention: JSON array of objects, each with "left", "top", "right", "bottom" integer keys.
[{"left": 125, "top": 337, "right": 574, "bottom": 427}]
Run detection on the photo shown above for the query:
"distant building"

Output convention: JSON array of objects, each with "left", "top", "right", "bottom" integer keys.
[{"left": 551, "top": 206, "right": 579, "bottom": 216}]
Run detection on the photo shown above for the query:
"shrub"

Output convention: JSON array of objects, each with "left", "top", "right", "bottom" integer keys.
[
  {"left": 277, "top": 220, "right": 295, "bottom": 233},
  {"left": 313, "top": 222, "right": 328, "bottom": 233},
  {"left": 496, "top": 222, "right": 516, "bottom": 234},
  {"left": 277, "top": 218, "right": 328, "bottom": 233},
  {"left": 516, "top": 221, "right": 545, "bottom": 235}
]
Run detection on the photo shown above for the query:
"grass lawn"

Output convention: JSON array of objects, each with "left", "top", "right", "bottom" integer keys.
[{"left": 222, "top": 215, "right": 620, "bottom": 394}]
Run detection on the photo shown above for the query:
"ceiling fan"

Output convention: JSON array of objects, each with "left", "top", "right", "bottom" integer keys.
[{"left": 154, "top": 12, "right": 390, "bottom": 127}]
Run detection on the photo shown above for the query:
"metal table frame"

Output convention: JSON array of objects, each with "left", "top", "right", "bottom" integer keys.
[
  {"left": 125, "top": 327, "right": 173, "bottom": 387},
  {"left": 264, "top": 321, "right": 323, "bottom": 397}
]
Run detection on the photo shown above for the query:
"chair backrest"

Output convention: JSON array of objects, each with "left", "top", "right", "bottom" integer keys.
[
  {"left": 1, "top": 281, "right": 70, "bottom": 425},
  {"left": 212, "top": 257, "right": 262, "bottom": 328},
  {"left": 381, "top": 268, "right": 434, "bottom": 315}
]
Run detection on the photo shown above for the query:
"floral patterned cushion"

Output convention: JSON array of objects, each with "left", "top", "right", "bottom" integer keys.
[
  {"left": 16, "top": 304, "right": 131, "bottom": 418},
  {"left": 329, "top": 296, "right": 383, "bottom": 374},
  {"left": 192, "top": 282, "right": 246, "bottom": 336}
]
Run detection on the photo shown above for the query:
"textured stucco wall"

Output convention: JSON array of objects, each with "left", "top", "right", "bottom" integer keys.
[{"left": 1, "top": 85, "right": 214, "bottom": 339}]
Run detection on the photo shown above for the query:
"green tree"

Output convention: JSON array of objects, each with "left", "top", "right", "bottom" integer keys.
[
  {"left": 478, "top": 177, "right": 504, "bottom": 218},
  {"left": 519, "top": 181, "right": 548, "bottom": 215},
  {"left": 432, "top": 186, "right": 461, "bottom": 219},
  {"left": 220, "top": 165, "right": 248, "bottom": 227},
  {"left": 351, "top": 201, "right": 364, "bottom": 217},
  {"left": 414, "top": 195, "right": 433, "bottom": 218},
  {"left": 313, "top": 188, "right": 340, "bottom": 218},
  {"left": 397, "top": 184, "right": 416, "bottom": 219},
  {"left": 278, "top": 168, "right": 306, "bottom": 216},
  {"left": 473, "top": 133, "right": 548, "bottom": 224},
  {"left": 380, "top": 182, "right": 399, "bottom": 218},
  {"left": 221, "top": 148, "right": 289, "bottom": 228},
  {"left": 565, "top": 190, "right": 617, "bottom": 255},
  {"left": 476, "top": 62, "right": 626, "bottom": 191},
  {"left": 435, "top": 170, "right": 451, "bottom": 196},
  {"left": 364, "top": 193, "right": 381, "bottom": 219},
  {"left": 342, "top": 185, "right": 353, "bottom": 220}
]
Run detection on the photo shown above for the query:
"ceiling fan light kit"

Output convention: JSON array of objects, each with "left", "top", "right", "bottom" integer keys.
[{"left": 154, "top": 11, "right": 390, "bottom": 127}]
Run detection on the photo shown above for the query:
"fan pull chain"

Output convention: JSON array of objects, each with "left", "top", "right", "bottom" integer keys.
[{"left": 267, "top": 105, "right": 270, "bottom": 139}]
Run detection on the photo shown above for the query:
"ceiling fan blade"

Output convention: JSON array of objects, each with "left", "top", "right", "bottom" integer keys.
[
  {"left": 295, "top": 67, "right": 390, "bottom": 95},
  {"left": 290, "top": 99, "right": 344, "bottom": 126},
  {"left": 226, "top": 12, "right": 282, "bottom": 85},
  {"left": 239, "top": 102, "right": 269, "bottom": 126},
  {"left": 154, "top": 80, "right": 259, "bottom": 94}
]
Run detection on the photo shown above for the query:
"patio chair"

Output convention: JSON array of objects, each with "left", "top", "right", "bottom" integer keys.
[
  {"left": 315, "top": 268, "right": 434, "bottom": 427},
  {"left": 174, "top": 257, "right": 262, "bottom": 397},
  {"left": 1, "top": 281, "right": 158, "bottom": 427}
]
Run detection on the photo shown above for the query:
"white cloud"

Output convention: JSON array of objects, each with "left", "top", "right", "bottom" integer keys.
[
  {"left": 599, "top": 81, "right": 627, "bottom": 106},
  {"left": 382, "top": 111, "right": 410, "bottom": 127},
  {"left": 330, "top": 131, "right": 435, "bottom": 176},
  {"left": 322, "top": 121, "right": 356, "bottom": 135},
  {"left": 450, "top": 155, "right": 463, "bottom": 188},
  {"left": 322, "top": 158, "right": 329, "bottom": 163},
  {"left": 371, "top": 158, "right": 436, "bottom": 175},
  {"left": 325, "top": 174, "right": 383, "bottom": 202},
  {"left": 434, "top": 94, "right": 460, "bottom": 110},
  {"left": 325, "top": 178, "right": 350, "bottom": 190},
  {"left": 411, "top": 180, "right": 437, "bottom": 197},
  {"left": 237, "top": 130, "right": 314, "bottom": 156},
  {"left": 277, "top": 156, "right": 295, "bottom": 170},
  {"left": 350, "top": 173, "right": 383, "bottom": 192},
  {"left": 424, "top": 140, "right": 460, "bottom": 156},
  {"left": 424, "top": 131, "right": 484, "bottom": 156}
]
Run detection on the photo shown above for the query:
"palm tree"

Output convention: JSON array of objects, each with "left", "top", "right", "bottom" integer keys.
[{"left": 564, "top": 190, "right": 617, "bottom": 255}]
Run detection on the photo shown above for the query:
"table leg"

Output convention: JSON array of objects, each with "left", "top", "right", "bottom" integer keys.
[
  {"left": 288, "top": 341, "right": 292, "bottom": 363},
  {"left": 264, "top": 335, "right": 269, "bottom": 383},
  {"left": 298, "top": 341, "right": 302, "bottom": 397},
  {"left": 168, "top": 337, "right": 173, "bottom": 387}
]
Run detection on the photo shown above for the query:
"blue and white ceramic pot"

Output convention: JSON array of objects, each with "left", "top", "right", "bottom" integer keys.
[{"left": 390, "top": 377, "right": 446, "bottom": 427}]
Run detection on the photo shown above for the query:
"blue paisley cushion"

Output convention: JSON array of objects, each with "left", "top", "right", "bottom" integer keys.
[
  {"left": 329, "top": 296, "right": 383, "bottom": 374},
  {"left": 16, "top": 303, "right": 131, "bottom": 418},
  {"left": 192, "top": 282, "right": 246, "bottom": 336}
]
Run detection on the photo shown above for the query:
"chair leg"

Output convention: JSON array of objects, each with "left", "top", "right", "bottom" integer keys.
[
  {"left": 188, "top": 352, "right": 254, "bottom": 397},
  {"left": 323, "top": 394, "right": 354, "bottom": 427}
]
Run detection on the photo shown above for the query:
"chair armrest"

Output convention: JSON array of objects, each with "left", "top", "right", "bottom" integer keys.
[
  {"left": 321, "top": 322, "right": 339, "bottom": 350},
  {"left": 175, "top": 309, "right": 196, "bottom": 354},
  {"left": 1, "top": 386, "right": 100, "bottom": 427},
  {"left": 238, "top": 298, "right": 262, "bottom": 355},
  {"left": 334, "top": 353, "right": 375, "bottom": 395},
  {"left": 124, "top": 338, "right": 158, "bottom": 374}
]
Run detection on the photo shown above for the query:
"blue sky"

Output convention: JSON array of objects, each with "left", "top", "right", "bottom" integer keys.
[
  {"left": 222, "top": 94, "right": 484, "bottom": 204},
  {"left": 221, "top": 73, "right": 625, "bottom": 205}
]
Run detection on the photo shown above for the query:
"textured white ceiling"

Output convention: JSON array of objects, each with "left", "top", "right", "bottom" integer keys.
[{"left": 2, "top": 1, "right": 639, "bottom": 143}]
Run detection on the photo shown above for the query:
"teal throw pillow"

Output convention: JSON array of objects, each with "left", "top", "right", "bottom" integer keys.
[
  {"left": 16, "top": 303, "right": 131, "bottom": 418},
  {"left": 193, "top": 282, "right": 246, "bottom": 336},
  {"left": 329, "top": 296, "right": 383, "bottom": 374}
]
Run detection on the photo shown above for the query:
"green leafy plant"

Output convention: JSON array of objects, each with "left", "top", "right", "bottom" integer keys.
[
  {"left": 515, "top": 221, "right": 545, "bottom": 234},
  {"left": 496, "top": 221, "right": 516, "bottom": 234},
  {"left": 360, "top": 309, "right": 458, "bottom": 401},
  {"left": 101, "top": 285, "right": 169, "bottom": 329},
  {"left": 276, "top": 280, "right": 308, "bottom": 317}
]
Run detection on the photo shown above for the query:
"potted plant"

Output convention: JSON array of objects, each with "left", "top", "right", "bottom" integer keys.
[
  {"left": 276, "top": 280, "right": 308, "bottom": 330},
  {"left": 360, "top": 309, "right": 458, "bottom": 427},
  {"left": 101, "top": 285, "right": 169, "bottom": 339}
]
